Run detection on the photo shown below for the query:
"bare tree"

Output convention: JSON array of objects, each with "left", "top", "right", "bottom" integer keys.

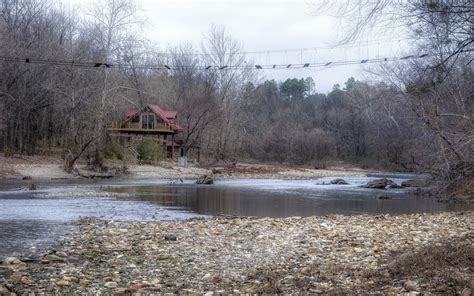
[{"left": 201, "top": 25, "right": 256, "bottom": 160}]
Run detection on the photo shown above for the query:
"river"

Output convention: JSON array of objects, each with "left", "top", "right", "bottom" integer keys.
[{"left": 0, "top": 175, "right": 469, "bottom": 256}]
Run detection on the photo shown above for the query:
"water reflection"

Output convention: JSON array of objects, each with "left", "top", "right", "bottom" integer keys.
[{"left": 113, "top": 184, "right": 467, "bottom": 217}]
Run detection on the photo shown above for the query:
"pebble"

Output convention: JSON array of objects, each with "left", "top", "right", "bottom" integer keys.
[{"left": 202, "top": 273, "right": 211, "bottom": 281}]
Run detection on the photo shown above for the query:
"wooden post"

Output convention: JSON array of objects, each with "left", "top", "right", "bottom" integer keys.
[{"left": 171, "top": 134, "right": 174, "bottom": 159}]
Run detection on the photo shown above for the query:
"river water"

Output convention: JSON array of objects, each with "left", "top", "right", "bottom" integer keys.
[{"left": 0, "top": 175, "right": 469, "bottom": 256}]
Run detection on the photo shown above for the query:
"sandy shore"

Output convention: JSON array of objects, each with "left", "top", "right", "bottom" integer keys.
[
  {"left": 0, "top": 155, "right": 367, "bottom": 180},
  {"left": 1, "top": 212, "right": 472, "bottom": 294}
]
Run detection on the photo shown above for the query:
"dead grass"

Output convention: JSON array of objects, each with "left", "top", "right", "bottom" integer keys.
[
  {"left": 369, "top": 233, "right": 474, "bottom": 293},
  {"left": 244, "top": 233, "right": 474, "bottom": 294}
]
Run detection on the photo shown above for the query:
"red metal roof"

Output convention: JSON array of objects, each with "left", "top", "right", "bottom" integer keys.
[
  {"left": 125, "top": 104, "right": 183, "bottom": 132},
  {"left": 162, "top": 111, "right": 177, "bottom": 119}
]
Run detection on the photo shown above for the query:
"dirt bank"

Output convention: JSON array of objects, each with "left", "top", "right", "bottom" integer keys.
[
  {"left": 1, "top": 212, "right": 472, "bottom": 294},
  {"left": 0, "top": 155, "right": 72, "bottom": 179},
  {"left": 0, "top": 155, "right": 367, "bottom": 180}
]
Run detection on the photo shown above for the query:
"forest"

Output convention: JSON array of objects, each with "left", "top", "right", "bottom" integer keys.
[{"left": 0, "top": 0, "right": 472, "bottom": 199}]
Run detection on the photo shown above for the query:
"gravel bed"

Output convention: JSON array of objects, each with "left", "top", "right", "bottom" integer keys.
[{"left": 1, "top": 212, "right": 472, "bottom": 294}]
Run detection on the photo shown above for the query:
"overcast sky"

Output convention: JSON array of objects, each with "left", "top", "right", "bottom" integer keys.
[{"left": 72, "top": 0, "right": 409, "bottom": 92}]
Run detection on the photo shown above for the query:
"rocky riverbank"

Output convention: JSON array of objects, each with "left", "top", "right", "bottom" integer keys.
[{"left": 1, "top": 212, "right": 472, "bottom": 294}]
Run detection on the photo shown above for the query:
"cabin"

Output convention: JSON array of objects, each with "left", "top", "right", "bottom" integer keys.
[{"left": 107, "top": 104, "right": 184, "bottom": 159}]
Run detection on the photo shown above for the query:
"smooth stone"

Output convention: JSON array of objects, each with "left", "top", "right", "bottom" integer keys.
[
  {"left": 105, "top": 281, "right": 118, "bottom": 288},
  {"left": 196, "top": 175, "right": 214, "bottom": 185},
  {"left": 361, "top": 178, "right": 397, "bottom": 189},
  {"left": 330, "top": 178, "right": 349, "bottom": 185},
  {"left": 164, "top": 234, "right": 177, "bottom": 241},
  {"left": 3, "top": 257, "right": 21, "bottom": 265},
  {"left": 43, "top": 254, "right": 65, "bottom": 263},
  {"left": 202, "top": 273, "right": 211, "bottom": 281},
  {"left": 56, "top": 251, "right": 68, "bottom": 258},
  {"left": 56, "top": 280, "right": 71, "bottom": 287},
  {"left": 0, "top": 266, "right": 14, "bottom": 279},
  {"left": 403, "top": 280, "right": 419, "bottom": 291},
  {"left": 112, "top": 288, "right": 128, "bottom": 295},
  {"left": 0, "top": 286, "right": 10, "bottom": 294}
]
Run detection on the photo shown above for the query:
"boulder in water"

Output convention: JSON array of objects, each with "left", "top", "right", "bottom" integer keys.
[
  {"left": 196, "top": 175, "right": 214, "bottom": 185},
  {"left": 330, "top": 178, "right": 349, "bottom": 185},
  {"left": 361, "top": 178, "right": 397, "bottom": 189}
]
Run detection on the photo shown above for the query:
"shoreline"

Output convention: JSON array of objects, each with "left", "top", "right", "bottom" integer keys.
[
  {"left": 1, "top": 212, "right": 472, "bottom": 294},
  {"left": 0, "top": 155, "right": 370, "bottom": 181}
]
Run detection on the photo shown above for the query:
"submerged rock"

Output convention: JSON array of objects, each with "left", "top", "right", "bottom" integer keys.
[
  {"left": 330, "top": 178, "right": 349, "bottom": 185},
  {"left": 196, "top": 175, "right": 214, "bottom": 185},
  {"left": 361, "top": 178, "right": 397, "bottom": 189},
  {"left": 401, "top": 179, "right": 427, "bottom": 188},
  {"left": 377, "top": 194, "right": 392, "bottom": 200}
]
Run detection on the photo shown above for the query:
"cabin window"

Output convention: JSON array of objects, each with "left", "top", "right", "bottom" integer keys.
[{"left": 141, "top": 114, "right": 155, "bottom": 129}]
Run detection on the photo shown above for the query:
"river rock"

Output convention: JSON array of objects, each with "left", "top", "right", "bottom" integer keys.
[
  {"left": 202, "top": 273, "right": 211, "bottom": 281},
  {"left": 42, "top": 254, "right": 65, "bottom": 263},
  {"left": 196, "top": 175, "right": 214, "bottom": 185},
  {"left": 361, "top": 178, "right": 396, "bottom": 189},
  {"left": 55, "top": 279, "right": 71, "bottom": 287},
  {"left": 105, "top": 281, "right": 118, "bottom": 288},
  {"left": 330, "top": 178, "right": 349, "bottom": 185},
  {"left": 2, "top": 257, "right": 21, "bottom": 265},
  {"left": 403, "top": 280, "right": 419, "bottom": 291},
  {"left": 0, "top": 266, "right": 14, "bottom": 279},
  {"left": 211, "top": 168, "right": 222, "bottom": 174},
  {"left": 128, "top": 283, "right": 149, "bottom": 291},
  {"left": 28, "top": 184, "right": 37, "bottom": 190},
  {"left": 401, "top": 179, "right": 427, "bottom": 188},
  {"left": 376, "top": 194, "right": 392, "bottom": 200},
  {"left": 0, "top": 285, "right": 10, "bottom": 294},
  {"left": 56, "top": 251, "right": 68, "bottom": 258},
  {"left": 164, "top": 234, "right": 177, "bottom": 241}
]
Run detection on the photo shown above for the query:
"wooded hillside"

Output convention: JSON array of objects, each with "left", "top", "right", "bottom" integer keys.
[{"left": 0, "top": 0, "right": 472, "bottom": 199}]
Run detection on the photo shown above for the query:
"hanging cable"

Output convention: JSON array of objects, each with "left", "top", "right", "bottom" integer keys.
[{"left": 0, "top": 48, "right": 471, "bottom": 71}]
